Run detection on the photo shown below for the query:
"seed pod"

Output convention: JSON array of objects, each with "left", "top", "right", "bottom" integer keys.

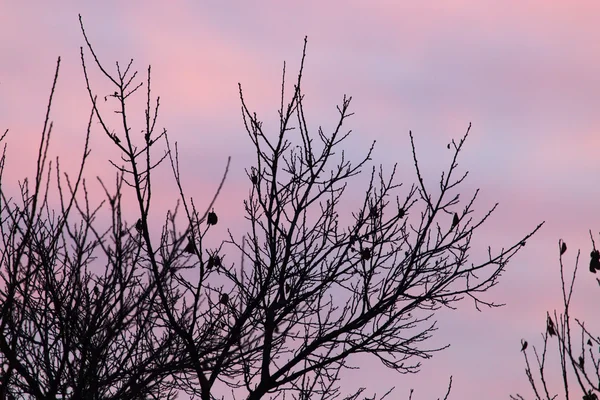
[
  {"left": 135, "top": 219, "right": 143, "bottom": 233},
  {"left": 583, "top": 391, "right": 598, "bottom": 400},
  {"left": 590, "top": 250, "right": 600, "bottom": 273},
  {"left": 560, "top": 241, "right": 567, "bottom": 255},
  {"left": 360, "top": 248, "right": 371, "bottom": 261},
  {"left": 398, "top": 208, "right": 405, "bottom": 218},
  {"left": 207, "top": 210, "right": 218, "bottom": 226},
  {"left": 521, "top": 340, "right": 528, "bottom": 352},
  {"left": 452, "top": 213, "right": 459, "bottom": 229},
  {"left": 219, "top": 293, "right": 229, "bottom": 305},
  {"left": 184, "top": 238, "right": 196, "bottom": 254},
  {"left": 251, "top": 174, "right": 258, "bottom": 184},
  {"left": 207, "top": 255, "right": 221, "bottom": 269},
  {"left": 547, "top": 317, "right": 556, "bottom": 337}
]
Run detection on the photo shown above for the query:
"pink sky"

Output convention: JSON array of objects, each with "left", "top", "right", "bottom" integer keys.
[{"left": 2, "top": 1, "right": 600, "bottom": 398}]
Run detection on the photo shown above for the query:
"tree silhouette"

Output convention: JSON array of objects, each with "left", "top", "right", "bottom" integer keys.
[
  {"left": 0, "top": 58, "right": 182, "bottom": 400},
  {"left": 513, "top": 234, "right": 600, "bottom": 400},
  {"left": 157, "top": 36, "right": 542, "bottom": 400},
  {"left": 0, "top": 16, "right": 544, "bottom": 400}
]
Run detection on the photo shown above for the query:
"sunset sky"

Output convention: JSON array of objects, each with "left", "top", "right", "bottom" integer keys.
[{"left": 2, "top": 2, "right": 600, "bottom": 398}]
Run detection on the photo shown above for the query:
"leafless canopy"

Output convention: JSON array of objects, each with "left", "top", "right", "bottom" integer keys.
[
  {"left": 513, "top": 234, "right": 600, "bottom": 400},
  {"left": 0, "top": 17, "right": 543, "bottom": 400}
]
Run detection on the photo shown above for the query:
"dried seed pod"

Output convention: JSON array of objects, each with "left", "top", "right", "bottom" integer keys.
[
  {"left": 207, "top": 210, "right": 218, "bottom": 226},
  {"left": 207, "top": 255, "right": 221, "bottom": 269},
  {"left": 547, "top": 317, "right": 556, "bottom": 337},
  {"left": 219, "top": 293, "right": 229, "bottom": 305},
  {"left": 135, "top": 219, "right": 143, "bottom": 233},
  {"left": 590, "top": 250, "right": 600, "bottom": 273},
  {"left": 398, "top": 208, "right": 405, "bottom": 218},
  {"left": 184, "top": 238, "right": 196, "bottom": 254},
  {"left": 583, "top": 391, "right": 598, "bottom": 400},
  {"left": 360, "top": 248, "right": 371, "bottom": 261},
  {"left": 520, "top": 340, "right": 528, "bottom": 352},
  {"left": 560, "top": 241, "right": 567, "bottom": 255},
  {"left": 251, "top": 174, "right": 258, "bottom": 184},
  {"left": 452, "top": 213, "right": 459, "bottom": 229}
]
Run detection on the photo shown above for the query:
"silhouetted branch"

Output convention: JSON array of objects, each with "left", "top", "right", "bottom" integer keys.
[{"left": 515, "top": 235, "right": 600, "bottom": 400}]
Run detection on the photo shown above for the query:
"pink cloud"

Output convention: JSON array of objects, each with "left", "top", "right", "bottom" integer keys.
[{"left": 1, "top": 2, "right": 600, "bottom": 399}]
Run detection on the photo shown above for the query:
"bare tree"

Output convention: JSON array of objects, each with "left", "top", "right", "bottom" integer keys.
[
  {"left": 513, "top": 234, "right": 600, "bottom": 400},
  {"left": 0, "top": 16, "right": 543, "bottom": 400},
  {"left": 150, "top": 37, "right": 543, "bottom": 399},
  {"left": 0, "top": 56, "right": 184, "bottom": 399}
]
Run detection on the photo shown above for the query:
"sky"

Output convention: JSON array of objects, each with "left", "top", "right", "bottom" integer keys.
[{"left": 1, "top": 1, "right": 600, "bottom": 398}]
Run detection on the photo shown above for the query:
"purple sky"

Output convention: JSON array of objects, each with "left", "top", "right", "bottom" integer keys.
[{"left": 2, "top": 2, "right": 600, "bottom": 398}]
